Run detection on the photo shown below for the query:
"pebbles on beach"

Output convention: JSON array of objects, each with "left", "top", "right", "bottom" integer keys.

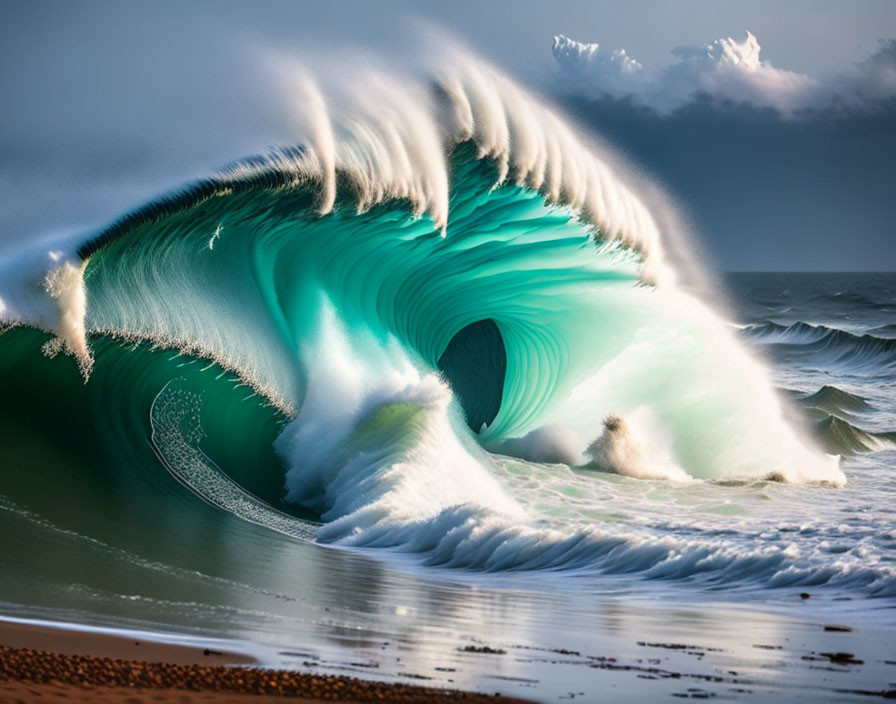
[{"left": 0, "top": 645, "right": 530, "bottom": 703}]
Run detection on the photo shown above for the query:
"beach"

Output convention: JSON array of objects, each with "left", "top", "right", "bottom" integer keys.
[
  {"left": 0, "top": 620, "right": 533, "bottom": 703},
  {"left": 2, "top": 600, "right": 895, "bottom": 703}
]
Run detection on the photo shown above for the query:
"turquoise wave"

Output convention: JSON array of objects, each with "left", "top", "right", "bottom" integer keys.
[
  {"left": 83, "top": 142, "right": 643, "bottom": 438},
  {"left": 0, "top": 76, "right": 850, "bottom": 575}
]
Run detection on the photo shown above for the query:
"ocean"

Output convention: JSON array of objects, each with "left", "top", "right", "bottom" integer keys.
[{"left": 0, "top": 60, "right": 893, "bottom": 701}]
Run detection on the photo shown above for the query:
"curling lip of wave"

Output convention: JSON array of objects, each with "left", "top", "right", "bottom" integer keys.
[
  {"left": 76, "top": 60, "right": 667, "bottom": 269},
  {"left": 0, "top": 55, "right": 672, "bottom": 384}
]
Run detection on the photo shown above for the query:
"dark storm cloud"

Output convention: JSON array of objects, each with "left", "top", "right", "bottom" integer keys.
[
  {"left": 549, "top": 34, "right": 896, "bottom": 270},
  {"left": 556, "top": 93, "right": 896, "bottom": 271}
]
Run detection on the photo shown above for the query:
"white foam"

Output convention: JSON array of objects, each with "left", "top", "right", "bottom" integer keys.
[
  {"left": 487, "top": 424, "right": 583, "bottom": 466},
  {"left": 275, "top": 306, "right": 523, "bottom": 535},
  {"left": 586, "top": 409, "right": 692, "bottom": 482},
  {"left": 254, "top": 48, "right": 672, "bottom": 284},
  {"left": 0, "top": 238, "right": 92, "bottom": 377}
]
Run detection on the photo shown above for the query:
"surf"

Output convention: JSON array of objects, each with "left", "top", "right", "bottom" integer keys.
[{"left": 0, "top": 53, "right": 849, "bottom": 578}]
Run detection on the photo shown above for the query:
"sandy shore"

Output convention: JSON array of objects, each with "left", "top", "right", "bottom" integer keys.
[
  {"left": 0, "top": 619, "right": 256, "bottom": 666},
  {"left": 0, "top": 620, "right": 534, "bottom": 703}
]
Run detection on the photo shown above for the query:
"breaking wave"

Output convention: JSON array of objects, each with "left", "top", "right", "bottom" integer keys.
[{"left": 0, "top": 54, "right": 850, "bottom": 582}]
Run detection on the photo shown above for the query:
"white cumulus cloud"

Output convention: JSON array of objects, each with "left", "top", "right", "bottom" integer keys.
[
  {"left": 551, "top": 34, "right": 646, "bottom": 96},
  {"left": 552, "top": 32, "right": 896, "bottom": 115}
]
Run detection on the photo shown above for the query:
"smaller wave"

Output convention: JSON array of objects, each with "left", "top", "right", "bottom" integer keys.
[
  {"left": 868, "top": 323, "right": 896, "bottom": 339},
  {"left": 744, "top": 321, "right": 896, "bottom": 372},
  {"left": 328, "top": 500, "right": 896, "bottom": 596},
  {"left": 787, "top": 385, "right": 894, "bottom": 454},
  {"left": 797, "top": 385, "right": 872, "bottom": 416},
  {"left": 810, "top": 290, "right": 884, "bottom": 309},
  {"left": 813, "top": 415, "right": 896, "bottom": 456}
]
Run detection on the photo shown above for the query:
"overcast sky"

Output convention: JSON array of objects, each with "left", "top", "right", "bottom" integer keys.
[{"left": 2, "top": 0, "right": 895, "bottom": 269}]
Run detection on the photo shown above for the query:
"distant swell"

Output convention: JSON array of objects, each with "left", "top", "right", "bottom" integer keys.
[
  {"left": 745, "top": 321, "right": 896, "bottom": 373},
  {"left": 813, "top": 415, "right": 896, "bottom": 455},
  {"left": 797, "top": 385, "right": 871, "bottom": 415}
]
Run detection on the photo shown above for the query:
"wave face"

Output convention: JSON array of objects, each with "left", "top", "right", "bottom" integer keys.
[{"left": 0, "top": 59, "right": 848, "bottom": 579}]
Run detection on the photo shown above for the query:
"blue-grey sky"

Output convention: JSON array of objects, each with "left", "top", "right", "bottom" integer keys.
[{"left": 2, "top": 0, "right": 895, "bottom": 269}]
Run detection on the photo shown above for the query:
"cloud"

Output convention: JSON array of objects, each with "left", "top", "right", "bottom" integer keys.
[
  {"left": 834, "top": 38, "right": 896, "bottom": 104},
  {"left": 552, "top": 32, "right": 896, "bottom": 115},
  {"left": 551, "top": 34, "right": 646, "bottom": 96},
  {"left": 557, "top": 85, "right": 896, "bottom": 271}
]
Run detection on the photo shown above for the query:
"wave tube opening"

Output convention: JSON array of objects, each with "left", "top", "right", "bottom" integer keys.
[{"left": 437, "top": 318, "right": 506, "bottom": 433}]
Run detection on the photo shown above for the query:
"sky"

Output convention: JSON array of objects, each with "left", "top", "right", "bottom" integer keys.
[{"left": 2, "top": 0, "right": 895, "bottom": 270}]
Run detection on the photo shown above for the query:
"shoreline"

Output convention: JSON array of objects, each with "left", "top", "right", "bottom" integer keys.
[
  {"left": 0, "top": 619, "right": 534, "bottom": 703},
  {"left": 0, "top": 617, "right": 257, "bottom": 666},
  {"left": 1, "top": 593, "right": 895, "bottom": 701}
]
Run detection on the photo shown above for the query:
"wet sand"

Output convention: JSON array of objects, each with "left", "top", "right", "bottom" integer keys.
[
  {"left": 0, "top": 621, "right": 533, "bottom": 703},
  {"left": 3, "top": 605, "right": 895, "bottom": 701},
  {"left": 0, "top": 620, "right": 255, "bottom": 667}
]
